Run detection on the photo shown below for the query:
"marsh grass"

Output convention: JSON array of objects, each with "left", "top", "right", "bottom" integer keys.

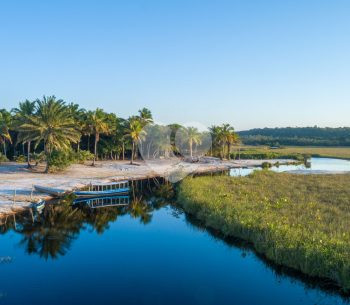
[
  {"left": 232, "top": 146, "right": 350, "bottom": 160},
  {"left": 178, "top": 171, "right": 350, "bottom": 291}
]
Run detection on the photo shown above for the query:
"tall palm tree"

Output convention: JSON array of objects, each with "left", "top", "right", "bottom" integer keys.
[
  {"left": 126, "top": 118, "right": 146, "bottom": 164},
  {"left": 17, "top": 96, "right": 80, "bottom": 173},
  {"left": 138, "top": 108, "right": 153, "bottom": 127},
  {"left": 12, "top": 100, "right": 36, "bottom": 167},
  {"left": 209, "top": 125, "right": 222, "bottom": 157},
  {"left": 67, "top": 103, "right": 86, "bottom": 151},
  {"left": 186, "top": 127, "right": 202, "bottom": 157},
  {"left": 217, "top": 124, "right": 234, "bottom": 160},
  {"left": 0, "top": 110, "right": 12, "bottom": 157},
  {"left": 226, "top": 129, "right": 239, "bottom": 160},
  {"left": 87, "top": 109, "right": 111, "bottom": 166}
]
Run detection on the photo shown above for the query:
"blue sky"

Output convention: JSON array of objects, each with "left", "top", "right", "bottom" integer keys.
[{"left": 1, "top": 0, "right": 349, "bottom": 130}]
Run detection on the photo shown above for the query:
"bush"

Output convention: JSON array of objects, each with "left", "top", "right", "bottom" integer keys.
[
  {"left": 14, "top": 155, "right": 27, "bottom": 163},
  {"left": 261, "top": 161, "right": 272, "bottom": 169},
  {"left": 32, "top": 152, "right": 46, "bottom": 165},
  {"left": 48, "top": 149, "right": 94, "bottom": 172},
  {"left": 75, "top": 150, "right": 94, "bottom": 163},
  {"left": 0, "top": 153, "right": 9, "bottom": 163}
]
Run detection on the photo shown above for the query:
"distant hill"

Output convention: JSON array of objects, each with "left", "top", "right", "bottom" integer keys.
[{"left": 238, "top": 127, "right": 350, "bottom": 146}]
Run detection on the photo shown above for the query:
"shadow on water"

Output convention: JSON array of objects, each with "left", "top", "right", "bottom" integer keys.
[
  {"left": 183, "top": 212, "right": 350, "bottom": 301},
  {"left": 0, "top": 178, "right": 349, "bottom": 302}
]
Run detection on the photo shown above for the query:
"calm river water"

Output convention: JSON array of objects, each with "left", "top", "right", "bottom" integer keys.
[
  {"left": 230, "top": 157, "right": 350, "bottom": 176},
  {"left": 0, "top": 190, "right": 348, "bottom": 305}
]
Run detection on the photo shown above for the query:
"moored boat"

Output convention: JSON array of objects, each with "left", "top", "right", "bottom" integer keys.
[
  {"left": 74, "top": 195, "right": 130, "bottom": 209},
  {"left": 34, "top": 185, "right": 67, "bottom": 197},
  {"left": 74, "top": 181, "right": 129, "bottom": 197}
]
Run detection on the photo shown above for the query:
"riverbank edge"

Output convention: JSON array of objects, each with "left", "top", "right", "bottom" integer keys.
[
  {"left": 0, "top": 159, "right": 297, "bottom": 220},
  {"left": 177, "top": 173, "right": 350, "bottom": 292}
]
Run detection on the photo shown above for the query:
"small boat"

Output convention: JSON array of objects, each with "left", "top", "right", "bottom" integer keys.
[
  {"left": 74, "top": 195, "right": 130, "bottom": 209},
  {"left": 74, "top": 181, "right": 130, "bottom": 197},
  {"left": 34, "top": 185, "right": 67, "bottom": 197},
  {"left": 31, "top": 199, "right": 46, "bottom": 211}
]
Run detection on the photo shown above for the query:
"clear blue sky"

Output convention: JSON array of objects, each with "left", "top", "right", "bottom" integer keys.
[{"left": 1, "top": 0, "right": 349, "bottom": 130}]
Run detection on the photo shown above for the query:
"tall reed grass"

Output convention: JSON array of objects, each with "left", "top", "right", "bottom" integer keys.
[{"left": 178, "top": 171, "right": 350, "bottom": 291}]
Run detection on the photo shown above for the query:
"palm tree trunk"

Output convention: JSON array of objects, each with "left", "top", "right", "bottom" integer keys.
[
  {"left": 93, "top": 134, "right": 98, "bottom": 166},
  {"left": 3, "top": 142, "right": 6, "bottom": 157},
  {"left": 228, "top": 143, "right": 231, "bottom": 160},
  {"left": 130, "top": 141, "right": 134, "bottom": 164},
  {"left": 22, "top": 143, "right": 25, "bottom": 156},
  {"left": 44, "top": 147, "right": 50, "bottom": 173},
  {"left": 190, "top": 140, "right": 193, "bottom": 157},
  {"left": 27, "top": 141, "right": 31, "bottom": 168},
  {"left": 122, "top": 142, "right": 125, "bottom": 160},
  {"left": 87, "top": 135, "right": 90, "bottom": 153}
]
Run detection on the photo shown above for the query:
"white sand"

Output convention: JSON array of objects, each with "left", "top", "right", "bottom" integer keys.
[{"left": 0, "top": 159, "right": 292, "bottom": 217}]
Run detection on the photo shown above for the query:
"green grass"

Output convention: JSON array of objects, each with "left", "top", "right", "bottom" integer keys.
[
  {"left": 231, "top": 146, "right": 350, "bottom": 160},
  {"left": 178, "top": 171, "right": 350, "bottom": 291}
]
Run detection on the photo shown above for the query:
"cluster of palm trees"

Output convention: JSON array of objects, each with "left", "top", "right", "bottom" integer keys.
[
  {"left": 209, "top": 123, "right": 240, "bottom": 159},
  {"left": 0, "top": 96, "right": 154, "bottom": 172},
  {"left": 0, "top": 95, "right": 239, "bottom": 172}
]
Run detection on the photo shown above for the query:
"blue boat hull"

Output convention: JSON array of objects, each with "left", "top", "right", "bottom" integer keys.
[{"left": 74, "top": 187, "right": 130, "bottom": 197}]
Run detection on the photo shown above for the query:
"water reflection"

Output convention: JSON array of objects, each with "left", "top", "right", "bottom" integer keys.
[
  {"left": 230, "top": 157, "right": 350, "bottom": 176},
  {"left": 0, "top": 186, "right": 169, "bottom": 260},
  {"left": 0, "top": 181, "right": 349, "bottom": 304}
]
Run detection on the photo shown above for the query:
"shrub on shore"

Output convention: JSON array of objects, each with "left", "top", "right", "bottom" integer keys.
[
  {"left": 0, "top": 153, "right": 8, "bottom": 163},
  {"left": 14, "top": 155, "right": 26, "bottom": 163},
  {"left": 178, "top": 171, "right": 350, "bottom": 291},
  {"left": 47, "top": 149, "right": 94, "bottom": 172}
]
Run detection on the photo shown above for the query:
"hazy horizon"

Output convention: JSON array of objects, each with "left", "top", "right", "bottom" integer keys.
[{"left": 1, "top": 0, "right": 349, "bottom": 130}]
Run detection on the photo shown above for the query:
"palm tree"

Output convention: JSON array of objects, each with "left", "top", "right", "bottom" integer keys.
[
  {"left": 87, "top": 109, "right": 111, "bottom": 166},
  {"left": 67, "top": 103, "right": 86, "bottom": 151},
  {"left": 186, "top": 127, "right": 202, "bottom": 158},
  {"left": 12, "top": 100, "right": 36, "bottom": 167},
  {"left": 216, "top": 124, "right": 234, "bottom": 160},
  {"left": 126, "top": 118, "right": 146, "bottom": 164},
  {"left": 17, "top": 96, "right": 80, "bottom": 173},
  {"left": 226, "top": 129, "right": 239, "bottom": 160},
  {"left": 0, "top": 110, "right": 12, "bottom": 157},
  {"left": 138, "top": 108, "right": 153, "bottom": 127},
  {"left": 209, "top": 125, "right": 222, "bottom": 157}
]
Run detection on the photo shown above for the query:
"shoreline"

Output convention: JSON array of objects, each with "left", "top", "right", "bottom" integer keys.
[{"left": 0, "top": 158, "right": 293, "bottom": 218}]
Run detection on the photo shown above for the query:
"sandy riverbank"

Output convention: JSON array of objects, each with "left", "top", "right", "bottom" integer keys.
[{"left": 0, "top": 158, "right": 292, "bottom": 218}]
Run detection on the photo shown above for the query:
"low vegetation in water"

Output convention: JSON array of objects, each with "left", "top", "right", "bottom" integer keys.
[{"left": 178, "top": 171, "right": 350, "bottom": 291}]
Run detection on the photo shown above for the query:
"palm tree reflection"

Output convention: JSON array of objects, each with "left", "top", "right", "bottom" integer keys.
[{"left": 0, "top": 184, "right": 173, "bottom": 260}]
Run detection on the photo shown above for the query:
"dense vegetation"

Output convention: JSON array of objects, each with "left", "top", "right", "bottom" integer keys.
[
  {"left": 0, "top": 96, "right": 240, "bottom": 172},
  {"left": 231, "top": 146, "right": 350, "bottom": 160},
  {"left": 239, "top": 127, "right": 350, "bottom": 146},
  {"left": 178, "top": 172, "right": 350, "bottom": 291}
]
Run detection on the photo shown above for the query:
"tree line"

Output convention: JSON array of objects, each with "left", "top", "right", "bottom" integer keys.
[
  {"left": 238, "top": 127, "right": 350, "bottom": 147},
  {"left": 0, "top": 96, "right": 239, "bottom": 172}
]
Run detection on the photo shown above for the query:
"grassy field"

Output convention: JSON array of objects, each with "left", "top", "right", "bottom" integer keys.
[
  {"left": 231, "top": 146, "right": 350, "bottom": 160},
  {"left": 178, "top": 172, "right": 350, "bottom": 291}
]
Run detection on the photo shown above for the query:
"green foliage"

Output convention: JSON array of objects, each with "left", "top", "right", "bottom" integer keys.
[
  {"left": 231, "top": 148, "right": 306, "bottom": 161},
  {"left": 32, "top": 152, "right": 46, "bottom": 164},
  {"left": 239, "top": 127, "right": 350, "bottom": 146},
  {"left": 232, "top": 146, "right": 350, "bottom": 161},
  {"left": 0, "top": 153, "right": 9, "bottom": 163},
  {"left": 47, "top": 149, "right": 94, "bottom": 172},
  {"left": 178, "top": 172, "right": 350, "bottom": 291},
  {"left": 75, "top": 150, "right": 94, "bottom": 163},
  {"left": 261, "top": 161, "right": 272, "bottom": 169},
  {"left": 14, "top": 155, "right": 26, "bottom": 163}
]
